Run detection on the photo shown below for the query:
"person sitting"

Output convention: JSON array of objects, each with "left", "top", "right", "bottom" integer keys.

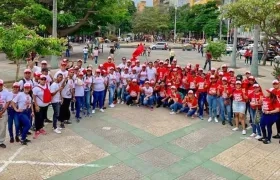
[{"left": 180, "top": 90, "right": 198, "bottom": 118}]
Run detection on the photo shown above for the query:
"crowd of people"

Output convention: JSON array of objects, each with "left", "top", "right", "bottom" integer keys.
[{"left": 0, "top": 55, "right": 280, "bottom": 148}]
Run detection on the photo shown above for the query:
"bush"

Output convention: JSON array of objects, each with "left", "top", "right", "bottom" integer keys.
[{"left": 206, "top": 41, "right": 226, "bottom": 61}]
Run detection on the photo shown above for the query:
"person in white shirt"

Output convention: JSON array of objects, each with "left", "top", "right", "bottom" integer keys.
[
  {"left": 54, "top": 62, "right": 68, "bottom": 79},
  {"left": 11, "top": 83, "right": 33, "bottom": 145},
  {"left": 50, "top": 73, "right": 65, "bottom": 134},
  {"left": 107, "top": 67, "right": 117, "bottom": 108},
  {"left": 83, "top": 46, "right": 89, "bottom": 63},
  {"left": 118, "top": 57, "right": 127, "bottom": 71},
  {"left": 74, "top": 72, "right": 85, "bottom": 122},
  {"left": 7, "top": 82, "right": 20, "bottom": 143},
  {"left": 0, "top": 79, "right": 12, "bottom": 148},
  {"left": 92, "top": 69, "right": 106, "bottom": 113},
  {"left": 26, "top": 60, "right": 41, "bottom": 73},
  {"left": 142, "top": 81, "right": 154, "bottom": 110},
  {"left": 92, "top": 47, "right": 99, "bottom": 65},
  {"left": 115, "top": 67, "right": 122, "bottom": 104},
  {"left": 120, "top": 67, "right": 131, "bottom": 104},
  {"left": 139, "top": 65, "right": 148, "bottom": 85},
  {"left": 33, "top": 72, "right": 41, "bottom": 87},
  {"left": 134, "top": 60, "right": 142, "bottom": 74},
  {"left": 32, "top": 74, "right": 50, "bottom": 139},
  {"left": 41, "top": 68, "right": 53, "bottom": 87},
  {"left": 130, "top": 68, "right": 138, "bottom": 80},
  {"left": 147, "top": 62, "right": 157, "bottom": 81},
  {"left": 19, "top": 69, "right": 35, "bottom": 91},
  {"left": 84, "top": 68, "right": 93, "bottom": 116},
  {"left": 126, "top": 60, "right": 132, "bottom": 73},
  {"left": 60, "top": 68, "right": 75, "bottom": 125}
]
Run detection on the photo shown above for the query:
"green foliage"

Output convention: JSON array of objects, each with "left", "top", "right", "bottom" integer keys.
[
  {"left": 272, "top": 62, "right": 280, "bottom": 80},
  {"left": 206, "top": 40, "right": 226, "bottom": 61},
  {"left": 223, "top": 0, "right": 280, "bottom": 41}
]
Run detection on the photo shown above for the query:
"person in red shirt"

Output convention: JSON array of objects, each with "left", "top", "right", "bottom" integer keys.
[
  {"left": 206, "top": 75, "right": 219, "bottom": 122},
  {"left": 228, "top": 68, "right": 236, "bottom": 83},
  {"left": 180, "top": 90, "right": 198, "bottom": 118},
  {"left": 242, "top": 71, "right": 251, "bottom": 89},
  {"left": 126, "top": 79, "right": 140, "bottom": 106},
  {"left": 157, "top": 61, "right": 167, "bottom": 82},
  {"left": 247, "top": 84, "right": 263, "bottom": 139},
  {"left": 259, "top": 88, "right": 280, "bottom": 144},
  {"left": 271, "top": 80, "right": 280, "bottom": 139},
  {"left": 156, "top": 81, "right": 167, "bottom": 108},
  {"left": 217, "top": 77, "right": 233, "bottom": 126},
  {"left": 221, "top": 64, "right": 230, "bottom": 78},
  {"left": 203, "top": 50, "right": 212, "bottom": 70},
  {"left": 169, "top": 86, "right": 183, "bottom": 114},
  {"left": 217, "top": 72, "right": 224, "bottom": 86},
  {"left": 232, "top": 81, "right": 248, "bottom": 135},
  {"left": 103, "top": 56, "right": 116, "bottom": 72},
  {"left": 196, "top": 73, "right": 207, "bottom": 119},
  {"left": 187, "top": 70, "right": 197, "bottom": 93}
]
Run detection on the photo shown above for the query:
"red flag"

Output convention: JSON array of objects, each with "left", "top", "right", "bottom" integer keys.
[{"left": 132, "top": 43, "right": 144, "bottom": 58}]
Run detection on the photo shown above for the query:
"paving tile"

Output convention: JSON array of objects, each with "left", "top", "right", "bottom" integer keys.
[
  {"left": 127, "top": 142, "right": 155, "bottom": 155},
  {"left": 113, "top": 150, "right": 135, "bottom": 161},
  {"left": 130, "top": 128, "right": 157, "bottom": 141},
  {"left": 177, "top": 166, "right": 226, "bottom": 180},
  {"left": 100, "top": 115, "right": 137, "bottom": 131},
  {"left": 138, "top": 148, "right": 181, "bottom": 169},
  {"left": 160, "top": 142, "right": 193, "bottom": 158},
  {"left": 124, "top": 157, "right": 161, "bottom": 176},
  {"left": 268, "top": 169, "right": 280, "bottom": 180}
]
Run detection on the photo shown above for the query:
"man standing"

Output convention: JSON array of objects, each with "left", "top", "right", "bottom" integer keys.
[
  {"left": 169, "top": 48, "right": 175, "bottom": 64},
  {"left": 0, "top": 79, "right": 12, "bottom": 148},
  {"left": 83, "top": 46, "right": 88, "bottom": 63},
  {"left": 203, "top": 50, "right": 212, "bottom": 71}
]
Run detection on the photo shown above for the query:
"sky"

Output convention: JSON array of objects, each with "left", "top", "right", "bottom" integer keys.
[{"left": 133, "top": 0, "right": 153, "bottom": 7}]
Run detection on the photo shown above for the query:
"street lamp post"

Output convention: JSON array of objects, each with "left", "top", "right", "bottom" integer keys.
[
  {"left": 174, "top": 4, "right": 177, "bottom": 43},
  {"left": 51, "top": 0, "right": 58, "bottom": 69}
]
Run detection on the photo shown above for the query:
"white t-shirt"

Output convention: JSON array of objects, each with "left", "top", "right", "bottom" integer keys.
[
  {"left": 130, "top": 73, "right": 138, "bottom": 80},
  {"left": 83, "top": 48, "right": 89, "bottom": 54},
  {"left": 0, "top": 89, "right": 12, "bottom": 113},
  {"left": 50, "top": 82, "right": 61, "bottom": 103},
  {"left": 135, "top": 66, "right": 142, "bottom": 74},
  {"left": 61, "top": 79, "right": 74, "bottom": 98},
  {"left": 147, "top": 67, "right": 157, "bottom": 81},
  {"left": 121, "top": 72, "right": 130, "bottom": 85},
  {"left": 18, "top": 79, "right": 34, "bottom": 91},
  {"left": 32, "top": 84, "right": 49, "bottom": 107},
  {"left": 54, "top": 70, "right": 68, "bottom": 79},
  {"left": 107, "top": 73, "right": 117, "bottom": 86},
  {"left": 84, "top": 76, "right": 93, "bottom": 91},
  {"left": 139, "top": 70, "right": 148, "bottom": 81},
  {"left": 93, "top": 76, "right": 105, "bottom": 91},
  {"left": 9, "top": 92, "right": 19, "bottom": 107},
  {"left": 29, "top": 66, "right": 41, "bottom": 73},
  {"left": 118, "top": 63, "right": 126, "bottom": 70},
  {"left": 74, "top": 78, "right": 84, "bottom": 97},
  {"left": 12, "top": 92, "right": 32, "bottom": 110},
  {"left": 143, "top": 86, "right": 153, "bottom": 96}
]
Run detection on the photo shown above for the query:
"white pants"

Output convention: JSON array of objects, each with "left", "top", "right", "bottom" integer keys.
[{"left": 0, "top": 114, "right": 7, "bottom": 144}]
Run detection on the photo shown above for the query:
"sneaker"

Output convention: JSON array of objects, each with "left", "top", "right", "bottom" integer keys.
[
  {"left": 117, "top": 100, "right": 121, "bottom": 104},
  {"left": 198, "top": 116, "right": 204, "bottom": 120},
  {"left": 208, "top": 117, "right": 212, "bottom": 122},
  {"left": 54, "top": 128, "right": 62, "bottom": 134},
  {"left": 263, "top": 139, "right": 271, "bottom": 144},
  {"left": 222, "top": 121, "right": 225, "bottom": 125},
  {"left": 272, "top": 134, "right": 280, "bottom": 139},
  {"left": 60, "top": 123, "right": 65, "bottom": 128},
  {"left": 229, "top": 122, "right": 233, "bottom": 126},
  {"left": 232, "top": 127, "right": 239, "bottom": 131},
  {"left": 33, "top": 131, "right": 40, "bottom": 139},
  {"left": 27, "top": 131, "right": 32, "bottom": 135},
  {"left": 121, "top": 101, "right": 124, "bottom": 104},
  {"left": 100, "top": 109, "right": 104, "bottom": 112},
  {"left": 10, "top": 138, "right": 14, "bottom": 143},
  {"left": 44, "top": 119, "right": 52, "bottom": 123},
  {"left": 170, "top": 111, "right": 176, "bottom": 115},
  {"left": 246, "top": 125, "right": 252, "bottom": 130},
  {"left": 250, "top": 133, "right": 256, "bottom": 137},
  {"left": 242, "top": 130, "right": 246, "bottom": 135},
  {"left": 39, "top": 129, "right": 47, "bottom": 135},
  {"left": 109, "top": 104, "right": 115, "bottom": 108},
  {"left": 255, "top": 135, "right": 262, "bottom": 140},
  {"left": 65, "top": 120, "right": 72, "bottom": 124},
  {"left": 15, "top": 136, "right": 20, "bottom": 142},
  {"left": 214, "top": 117, "right": 218, "bottom": 123},
  {"left": 20, "top": 141, "right": 27, "bottom": 145},
  {"left": 92, "top": 109, "right": 96, "bottom": 114}
]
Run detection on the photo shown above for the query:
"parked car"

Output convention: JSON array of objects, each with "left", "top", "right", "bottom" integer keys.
[
  {"left": 226, "top": 44, "right": 234, "bottom": 52},
  {"left": 239, "top": 46, "right": 250, "bottom": 56},
  {"left": 150, "top": 42, "right": 168, "bottom": 50}
]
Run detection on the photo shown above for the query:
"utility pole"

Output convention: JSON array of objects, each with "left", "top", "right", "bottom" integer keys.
[
  {"left": 219, "top": 19, "right": 222, "bottom": 40},
  {"left": 174, "top": 3, "right": 177, "bottom": 43},
  {"left": 51, "top": 0, "right": 58, "bottom": 68},
  {"left": 250, "top": 25, "right": 260, "bottom": 77},
  {"left": 231, "top": 27, "right": 238, "bottom": 68}
]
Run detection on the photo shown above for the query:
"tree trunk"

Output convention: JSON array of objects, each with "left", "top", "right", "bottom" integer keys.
[
  {"left": 15, "top": 60, "right": 21, "bottom": 81},
  {"left": 262, "top": 37, "right": 269, "bottom": 66}
]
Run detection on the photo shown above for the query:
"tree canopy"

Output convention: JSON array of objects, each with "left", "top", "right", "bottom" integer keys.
[
  {"left": 223, "top": 0, "right": 280, "bottom": 41},
  {"left": 0, "top": 0, "right": 132, "bottom": 37}
]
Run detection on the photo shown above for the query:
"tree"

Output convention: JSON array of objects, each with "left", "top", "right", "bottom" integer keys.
[
  {"left": 206, "top": 40, "right": 226, "bottom": 61},
  {"left": 0, "top": 0, "right": 131, "bottom": 37},
  {"left": 0, "top": 25, "right": 65, "bottom": 80},
  {"left": 132, "top": 6, "right": 170, "bottom": 34}
]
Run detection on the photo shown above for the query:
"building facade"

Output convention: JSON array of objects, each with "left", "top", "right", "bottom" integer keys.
[{"left": 137, "top": 0, "right": 147, "bottom": 12}]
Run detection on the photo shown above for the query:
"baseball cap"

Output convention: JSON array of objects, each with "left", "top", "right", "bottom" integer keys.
[
  {"left": 245, "top": 71, "right": 251, "bottom": 74},
  {"left": 127, "top": 60, "right": 131, "bottom": 63},
  {"left": 188, "top": 90, "right": 194, "bottom": 94},
  {"left": 219, "top": 72, "right": 224, "bottom": 76},
  {"left": 124, "top": 67, "right": 129, "bottom": 70},
  {"left": 210, "top": 75, "right": 215, "bottom": 79},
  {"left": 236, "top": 81, "right": 242, "bottom": 84},
  {"left": 266, "top": 88, "right": 275, "bottom": 93},
  {"left": 173, "top": 59, "right": 177, "bottom": 62},
  {"left": 145, "top": 81, "right": 150, "bottom": 84},
  {"left": 159, "top": 60, "right": 164, "bottom": 64},
  {"left": 222, "top": 77, "right": 227, "bottom": 81},
  {"left": 229, "top": 68, "right": 234, "bottom": 72},
  {"left": 167, "top": 83, "right": 172, "bottom": 86},
  {"left": 211, "top": 67, "right": 216, "bottom": 71},
  {"left": 136, "top": 60, "right": 140, "bottom": 63},
  {"left": 0, "top": 79, "right": 4, "bottom": 85},
  {"left": 78, "top": 72, "right": 84, "bottom": 76},
  {"left": 24, "top": 69, "right": 31, "bottom": 73},
  {"left": 132, "top": 79, "right": 137, "bottom": 82},
  {"left": 34, "top": 72, "right": 41, "bottom": 77},
  {"left": 173, "top": 68, "right": 178, "bottom": 72},
  {"left": 96, "top": 69, "right": 101, "bottom": 73},
  {"left": 167, "top": 64, "right": 171, "bottom": 68},
  {"left": 171, "top": 85, "right": 176, "bottom": 89},
  {"left": 198, "top": 67, "right": 203, "bottom": 71},
  {"left": 253, "top": 84, "right": 260, "bottom": 88},
  {"left": 77, "top": 59, "right": 83, "bottom": 62},
  {"left": 41, "top": 60, "right": 47, "bottom": 64},
  {"left": 23, "top": 83, "right": 31, "bottom": 88},
  {"left": 61, "top": 62, "right": 67, "bottom": 66},
  {"left": 248, "top": 76, "right": 255, "bottom": 80},
  {"left": 222, "top": 64, "right": 227, "bottom": 68},
  {"left": 108, "top": 56, "right": 112, "bottom": 59},
  {"left": 13, "top": 82, "right": 20, "bottom": 87},
  {"left": 109, "top": 67, "right": 114, "bottom": 70},
  {"left": 40, "top": 75, "right": 47, "bottom": 79},
  {"left": 142, "top": 64, "right": 146, "bottom": 67},
  {"left": 272, "top": 80, "right": 279, "bottom": 84}
]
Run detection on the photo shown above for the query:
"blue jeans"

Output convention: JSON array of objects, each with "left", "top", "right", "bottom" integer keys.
[
  {"left": 250, "top": 108, "right": 262, "bottom": 136},
  {"left": 207, "top": 95, "right": 217, "bottom": 118},
  {"left": 84, "top": 90, "right": 91, "bottom": 114},
  {"left": 260, "top": 114, "right": 278, "bottom": 141},
  {"left": 83, "top": 53, "right": 88, "bottom": 62},
  {"left": 75, "top": 96, "right": 83, "bottom": 118},
  {"left": 94, "top": 56, "right": 98, "bottom": 64},
  {"left": 92, "top": 91, "right": 104, "bottom": 110},
  {"left": 121, "top": 85, "right": 127, "bottom": 101},
  {"left": 66, "top": 49, "right": 70, "bottom": 57},
  {"left": 143, "top": 96, "right": 154, "bottom": 107},
  {"left": 170, "top": 102, "right": 183, "bottom": 112},
  {"left": 52, "top": 102, "right": 61, "bottom": 129},
  {"left": 108, "top": 84, "right": 116, "bottom": 105},
  {"left": 198, "top": 92, "right": 206, "bottom": 116},
  {"left": 219, "top": 97, "right": 232, "bottom": 122},
  {"left": 181, "top": 107, "right": 197, "bottom": 117},
  {"left": 18, "top": 109, "right": 32, "bottom": 141},
  {"left": 7, "top": 107, "right": 19, "bottom": 138},
  {"left": 139, "top": 80, "right": 145, "bottom": 85}
]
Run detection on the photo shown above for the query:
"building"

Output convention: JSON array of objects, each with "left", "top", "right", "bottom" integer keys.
[
  {"left": 154, "top": 0, "right": 188, "bottom": 7},
  {"left": 189, "top": 0, "right": 222, "bottom": 6},
  {"left": 137, "top": 0, "right": 146, "bottom": 12}
]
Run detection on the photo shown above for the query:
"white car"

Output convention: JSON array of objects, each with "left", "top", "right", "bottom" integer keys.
[
  {"left": 239, "top": 46, "right": 250, "bottom": 56},
  {"left": 150, "top": 42, "right": 168, "bottom": 50},
  {"left": 226, "top": 44, "right": 234, "bottom": 52}
]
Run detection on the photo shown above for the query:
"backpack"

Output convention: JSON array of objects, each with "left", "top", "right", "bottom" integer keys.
[{"left": 37, "top": 85, "right": 52, "bottom": 103}]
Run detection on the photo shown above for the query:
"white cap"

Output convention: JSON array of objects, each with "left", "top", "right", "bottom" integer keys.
[
  {"left": 41, "top": 60, "right": 47, "bottom": 64},
  {"left": 272, "top": 80, "right": 279, "bottom": 84}
]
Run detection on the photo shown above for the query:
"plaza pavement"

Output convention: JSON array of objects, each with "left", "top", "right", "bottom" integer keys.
[{"left": 0, "top": 45, "right": 279, "bottom": 180}]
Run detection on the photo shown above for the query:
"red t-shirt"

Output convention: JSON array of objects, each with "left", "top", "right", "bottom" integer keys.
[
  {"left": 159, "top": 86, "right": 166, "bottom": 97},
  {"left": 274, "top": 88, "right": 280, "bottom": 102},
  {"left": 103, "top": 62, "right": 116, "bottom": 72},
  {"left": 207, "top": 82, "right": 219, "bottom": 95},
  {"left": 247, "top": 85, "right": 255, "bottom": 95},
  {"left": 187, "top": 75, "right": 197, "bottom": 90},
  {"left": 181, "top": 76, "right": 189, "bottom": 89},
  {"left": 157, "top": 67, "right": 167, "bottom": 81},
  {"left": 248, "top": 92, "right": 263, "bottom": 109},
  {"left": 196, "top": 76, "right": 206, "bottom": 92},
  {"left": 218, "top": 85, "right": 233, "bottom": 98},
  {"left": 262, "top": 97, "right": 280, "bottom": 111},
  {"left": 232, "top": 89, "right": 247, "bottom": 102},
  {"left": 171, "top": 93, "right": 182, "bottom": 103},
  {"left": 185, "top": 97, "right": 198, "bottom": 108},
  {"left": 127, "top": 84, "right": 140, "bottom": 96}
]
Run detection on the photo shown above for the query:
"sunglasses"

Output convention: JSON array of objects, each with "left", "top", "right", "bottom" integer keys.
[
  {"left": 24, "top": 72, "right": 31, "bottom": 74},
  {"left": 41, "top": 78, "right": 46, "bottom": 81}
]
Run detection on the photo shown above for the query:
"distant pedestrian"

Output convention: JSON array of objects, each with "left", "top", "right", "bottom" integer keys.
[
  {"left": 200, "top": 46, "right": 204, "bottom": 57},
  {"left": 92, "top": 47, "right": 99, "bottom": 65},
  {"left": 110, "top": 47, "right": 115, "bottom": 61},
  {"left": 203, "top": 50, "right": 212, "bottom": 70},
  {"left": 83, "top": 46, "right": 88, "bottom": 63},
  {"left": 169, "top": 49, "right": 175, "bottom": 64}
]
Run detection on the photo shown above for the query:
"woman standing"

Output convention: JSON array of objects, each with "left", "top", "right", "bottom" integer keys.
[
  {"left": 259, "top": 88, "right": 280, "bottom": 144},
  {"left": 84, "top": 68, "right": 93, "bottom": 116},
  {"left": 107, "top": 67, "right": 117, "bottom": 108},
  {"left": 92, "top": 69, "right": 106, "bottom": 114},
  {"left": 120, "top": 67, "right": 130, "bottom": 104},
  {"left": 92, "top": 47, "right": 99, "bottom": 65},
  {"left": 232, "top": 81, "right": 248, "bottom": 135},
  {"left": 142, "top": 81, "right": 154, "bottom": 110},
  {"left": 74, "top": 72, "right": 85, "bottom": 122},
  {"left": 206, "top": 75, "right": 219, "bottom": 122},
  {"left": 12, "top": 83, "right": 33, "bottom": 145},
  {"left": 32, "top": 75, "right": 51, "bottom": 139}
]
